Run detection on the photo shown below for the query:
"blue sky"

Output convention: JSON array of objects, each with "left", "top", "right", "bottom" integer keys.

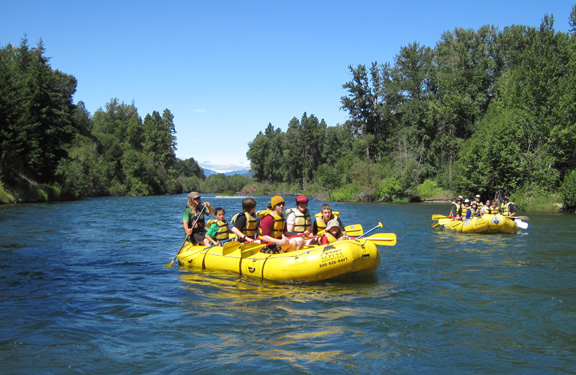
[{"left": 2, "top": 1, "right": 573, "bottom": 172}]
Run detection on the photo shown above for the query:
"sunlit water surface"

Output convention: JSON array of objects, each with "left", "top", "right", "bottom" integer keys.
[{"left": 1, "top": 195, "right": 575, "bottom": 374}]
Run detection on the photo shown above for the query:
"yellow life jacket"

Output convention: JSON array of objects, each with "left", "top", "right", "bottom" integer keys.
[
  {"left": 475, "top": 201, "right": 484, "bottom": 209},
  {"left": 257, "top": 209, "right": 272, "bottom": 218},
  {"left": 205, "top": 219, "right": 230, "bottom": 241},
  {"left": 485, "top": 206, "right": 500, "bottom": 214},
  {"left": 284, "top": 208, "right": 312, "bottom": 233},
  {"left": 230, "top": 211, "right": 258, "bottom": 238},
  {"left": 322, "top": 232, "right": 341, "bottom": 244},
  {"left": 451, "top": 202, "right": 462, "bottom": 216},
  {"left": 266, "top": 212, "right": 286, "bottom": 239},
  {"left": 460, "top": 205, "right": 471, "bottom": 218},
  {"left": 500, "top": 201, "right": 515, "bottom": 216},
  {"left": 314, "top": 211, "right": 340, "bottom": 231}
]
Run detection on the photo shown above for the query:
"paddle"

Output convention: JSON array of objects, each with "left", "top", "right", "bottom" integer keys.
[
  {"left": 509, "top": 215, "right": 529, "bottom": 221},
  {"left": 164, "top": 235, "right": 190, "bottom": 268},
  {"left": 164, "top": 205, "right": 207, "bottom": 268},
  {"left": 222, "top": 239, "right": 246, "bottom": 255},
  {"left": 344, "top": 224, "right": 363, "bottom": 236},
  {"left": 317, "top": 223, "right": 364, "bottom": 237},
  {"left": 356, "top": 222, "right": 383, "bottom": 240},
  {"left": 449, "top": 220, "right": 463, "bottom": 230},
  {"left": 516, "top": 220, "right": 529, "bottom": 230},
  {"left": 359, "top": 233, "right": 397, "bottom": 246},
  {"left": 203, "top": 236, "right": 236, "bottom": 250},
  {"left": 432, "top": 214, "right": 456, "bottom": 221}
]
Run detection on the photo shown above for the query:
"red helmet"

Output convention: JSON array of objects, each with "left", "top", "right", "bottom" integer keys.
[{"left": 296, "top": 195, "right": 308, "bottom": 203}]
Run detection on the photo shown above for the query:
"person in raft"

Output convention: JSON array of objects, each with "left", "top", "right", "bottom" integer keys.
[
  {"left": 466, "top": 202, "right": 479, "bottom": 219},
  {"left": 450, "top": 195, "right": 464, "bottom": 218},
  {"left": 474, "top": 194, "right": 484, "bottom": 210},
  {"left": 259, "top": 195, "right": 296, "bottom": 254},
  {"left": 182, "top": 192, "right": 214, "bottom": 246},
  {"left": 460, "top": 198, "right": 471, "bottom": 220},
  {"left": 230, "top": 197, "right": 259, "bottom": 243},
  {"left": 320, "top": 219, "right": 345, "bottom": 245},
  {"left": 480, "top": 199, "right": 492, "bottom": 216},
  {"left": 487, "top": 200, "right": 501, "bottom": 215},
  {"left": 284, "top": 195, "right": 312, "bottom": 250},
  {"left": 500, "top": 196, "right": 517, "bottom": 217},
  {"left": 312, "top": 204, "right": 346, "bottom": 236},
  {"left": 205, "top": 207, "right": 229, "bottom": 245}
]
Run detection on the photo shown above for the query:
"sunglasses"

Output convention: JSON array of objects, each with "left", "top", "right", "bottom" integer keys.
[{"left": 193, "top": 197, "right": 201, "bottom": 200}]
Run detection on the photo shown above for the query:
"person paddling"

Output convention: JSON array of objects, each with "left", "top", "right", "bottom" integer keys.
[
  {"left": 450, "top": 195, "right": 463, "bottom": 218},
  {"left": 500, "top": 196, "right": 516, "bottom": 217},
  {"left": 182, "top": 192, "right": 214, "bottom": 246}
]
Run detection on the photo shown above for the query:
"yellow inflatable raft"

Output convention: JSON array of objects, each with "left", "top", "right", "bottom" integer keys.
[
  {"left": 441, "top": 214, "right": 519, "bottom": 234},
  {"left": 176, "top": 235, "right": 396, "bottom": 282}
]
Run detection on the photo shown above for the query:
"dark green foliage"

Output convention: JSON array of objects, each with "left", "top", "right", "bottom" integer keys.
[
  {"left": 1, "top": 38, "right": 205, "bottom": 200},
  {"left": 560, "top": 169, "right": 576, "bottom": 209},
  {"left": 245, "top": 6, "right": 576, "bottom": 203}
]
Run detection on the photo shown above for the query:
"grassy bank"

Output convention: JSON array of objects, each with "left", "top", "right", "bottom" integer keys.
[{"left": 0, "top": 180, "right": 65, "bottom": 204}]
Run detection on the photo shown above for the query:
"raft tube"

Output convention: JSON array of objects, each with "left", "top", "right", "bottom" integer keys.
[{"left": 176, "top": 239, "right": 382, "bottom": 282}]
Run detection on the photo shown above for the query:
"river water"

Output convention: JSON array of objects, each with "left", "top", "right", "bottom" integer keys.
[{"left": 1, "top": 194, "right": 575, "bottom": 374}]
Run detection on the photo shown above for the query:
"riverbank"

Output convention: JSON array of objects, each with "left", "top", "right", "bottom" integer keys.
[{"left": 1, "top": 178, "right": 565, "bottom": 213}]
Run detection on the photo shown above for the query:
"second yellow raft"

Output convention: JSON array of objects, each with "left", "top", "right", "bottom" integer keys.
[{"left": 442, "top": 214, "right": 519, "bottom": 234}]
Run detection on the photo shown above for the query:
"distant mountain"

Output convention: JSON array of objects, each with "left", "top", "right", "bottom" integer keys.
[{"left": 202, "top": 168, "right": 252, "bottom": 178}]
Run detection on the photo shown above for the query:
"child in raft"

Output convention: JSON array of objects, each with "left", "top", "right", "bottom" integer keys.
[
  {"left": 205, "top": 207, "right": 229, "bottom": 245},
  {"left": 320, "top": 219, "right": 345, "bottom": 245}
]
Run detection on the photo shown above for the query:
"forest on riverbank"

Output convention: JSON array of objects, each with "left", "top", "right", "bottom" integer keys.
[
  {"left": 2, "top": 6, "right": 576, "bottom": 211},
  {"left": 245, "top": 6, "right": 576, "bottom": 211}
]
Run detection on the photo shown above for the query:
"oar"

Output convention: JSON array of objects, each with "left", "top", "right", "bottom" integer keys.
[
  {"left": 164, "top": 235, "right": 190, "bottom": 268},
  {"left": 356, "top": 222, "right": 383, "bottom": 240},
  {"left": 449, "top": 220, "right": 463, "bottom": 230},
  {"left": 317, "top": 223, "right": 363, "bottom": 238},
  {"left": 345, "top": 224, "right": 363, "bottom": 236},
  {"left": 164, "top": 206, "right": 207, "bottom": 268},
  {"left": 516, "top": 220, "right": 529, "bottom": 229},
  {"left": 203, "top": 236, "right": 236, "bottom": 250},
  {"left": 222, "top": 239, "right": 245, "bottom": 255},
  {"left": 359, "top": 233, "right": 397, "bottom": 246},
  {"left": 432, "top": 214, "right": 456, "bottom": 221},
  {"left": 510, "top": 215, "right": 529, "bottom": 221}
]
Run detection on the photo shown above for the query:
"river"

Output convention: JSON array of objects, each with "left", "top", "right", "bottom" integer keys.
[{"left": 1, "top": 194, "right": 575, "bottom": 374}]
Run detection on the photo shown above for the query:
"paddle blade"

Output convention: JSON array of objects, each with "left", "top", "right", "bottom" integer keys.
[
  {"left": 345, "top": 224, "right": 363, "bottom": 236},
  {"left": 449, "top": 220, "right": 462, "bottom": 230},
  {"left": 516, "top": 220, "right": 529, "bottom": 230},
  {"left": 362, "top": 233, "right": 397, "bottom": 246},
  {"left": 164, "top": 259, "right": 176, "bottom": 268},
  {"left": 432, "top": 214, "right": 449, "bottom": 221},
  {"left": 432, "top": 222, "right": 441, "bottom": 228},
  {"left": 222, "top": 240, "right": 242, "bottom": 255}
]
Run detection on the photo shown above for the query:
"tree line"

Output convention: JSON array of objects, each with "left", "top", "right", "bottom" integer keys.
[
  {"left": 246, "top": 6, "right": 576, "bottom": 209},
  {"left": 0, "top": 38, "right": 205, "bottom": 202}
]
